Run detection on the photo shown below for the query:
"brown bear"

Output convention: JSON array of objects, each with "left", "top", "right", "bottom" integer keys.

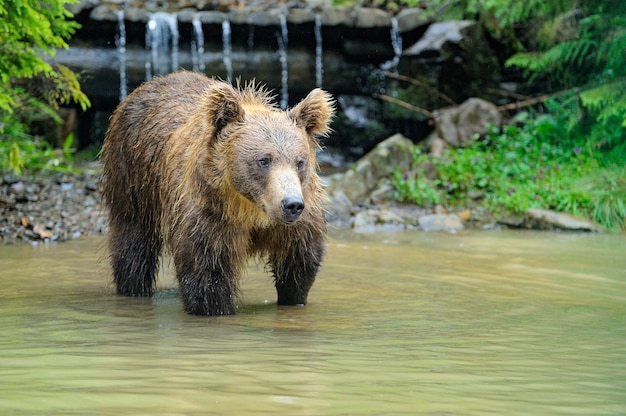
[{"left": 100, "top": 70, "right": 334, "bottom": 316}]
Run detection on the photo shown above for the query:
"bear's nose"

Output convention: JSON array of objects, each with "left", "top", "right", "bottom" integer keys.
[{"left": 281, "top": 196, "right": 305, "bottom": 222}]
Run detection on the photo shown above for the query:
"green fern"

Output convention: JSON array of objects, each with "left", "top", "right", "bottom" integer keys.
[{"left": 426, "top": 0, "right": 626, "bottom": 157}]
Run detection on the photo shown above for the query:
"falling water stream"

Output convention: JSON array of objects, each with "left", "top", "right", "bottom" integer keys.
[
  {"left": 314, "top": 14, "right": 324, "bottom": 88},
  {"left": 222, "top": 18, "right": 233, "bottom": 83},
  {"left": 191, "top": 15, "right": 205, "bottom": 73},
  {"left": 277, "top": 14, "right": 289, "bottom": 109},
  {"left": 145, "top": 12, "right": 179, "bottom": 79},
  {"left": 114, "top": 10, "right": 127, "bottom": 101},
  {"left": 1, "top": 230, "right": 625, "bottom": 414},
  {"left": 381, "top": 17, "right": 403, "bottom": 73}
]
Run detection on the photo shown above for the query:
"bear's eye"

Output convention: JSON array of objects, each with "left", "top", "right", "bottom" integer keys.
[
  {"left": 296, "top": 159, "right": 305, "bottom": 171},
  {"left": 257, "top": 157, "right": 271, "bottom": 168}
]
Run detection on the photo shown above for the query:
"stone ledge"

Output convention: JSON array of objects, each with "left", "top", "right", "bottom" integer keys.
[{"left": 79, "top": 1, "right": 425, "bottom": 30}]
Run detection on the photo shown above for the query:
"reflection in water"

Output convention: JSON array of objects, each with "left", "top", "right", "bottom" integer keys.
[{"left": 0, "top": 230, "right": 625, "bottom": 414}]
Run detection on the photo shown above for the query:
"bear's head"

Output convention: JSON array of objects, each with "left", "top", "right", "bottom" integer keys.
[{"left": 202, "top": 82, "right": 335, "bottom": 225}]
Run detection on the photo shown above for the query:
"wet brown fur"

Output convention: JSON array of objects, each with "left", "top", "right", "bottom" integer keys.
[{"left": 100, "top": 71, "right": 334, "bottom": 315}]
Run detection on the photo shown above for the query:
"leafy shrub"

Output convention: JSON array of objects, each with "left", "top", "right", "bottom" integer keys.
[
  {"left": 0, "top": 0, "right": 90, "bottom": 175},
  {"left": 424, "top": 0, "right": 625, "bottom": 160},
  {"left": 393, "top": 114, "right": 626, "bottom": 230},
  {"left": 0, "top": 119, "right": 76, "bottom": 176}
]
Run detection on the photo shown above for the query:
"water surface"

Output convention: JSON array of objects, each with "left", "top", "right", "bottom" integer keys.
[{"left": 1, "top": 230, "right": 625, "bottom": 415}]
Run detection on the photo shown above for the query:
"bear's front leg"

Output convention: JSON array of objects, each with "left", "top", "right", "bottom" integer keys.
[
  {"left": 172, "top": 233, "right": 244, "bottom": 316},
  {"left": 108, "top": 215, "right": 161, "bottom": 297},
  {"left": 177, "top": 268, "right": 236, "bottom": 315},
  {"left": 270, "top": 226, "right": 326, "bottom": 306}
]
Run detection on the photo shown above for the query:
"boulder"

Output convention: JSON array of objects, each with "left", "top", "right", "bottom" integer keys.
[
  {"left": 520, "top": 209, "right": 603, "bottom": 232},
  {"left": 400, "top": 19, "right": 502, "bottom": 104},
  {"left": 354, "top": 7, "right": 391, "bottom": 28},
  {"left": 418, "top": 214, "right": 465, "bottom": 232},
  {"left": 89, "top": 4, "right": 119, "bottom": 21},
  {"left": 403, "top": 20, "right": 474, "bottom": 56},
  {"left": 325, "top": 188, "right": 354, "bottom": 227},
  {"left": 288, "top": 8, "right": 316, "bottom": 25},
  {"left": 124, "top": 7, "right": 150, "bottom": 22},
  {"left": 435, "top": 98, "right": 502, "bottom": 147},
  {"left": 352, "top": 208, "right": 406, "bottom": 231},
  {"left": 396, "top": 8, "right": 429, "bottom": 33},
  {"left": 327, "top": 133, "right": 414, "bottom": 205},
  {"left": 245, "top": 9, "right": 284, "bottom": 26},
  {"left": 320, "top": 6, "right": 354, "bottom": 26},
  {"left": 195, "top": 11, "right": 228, "bottom": 24}
]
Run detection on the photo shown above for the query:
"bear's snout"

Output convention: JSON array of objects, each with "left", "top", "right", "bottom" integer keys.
[{"left": 281, "top": 196, "right": 305, "bottom": 223}]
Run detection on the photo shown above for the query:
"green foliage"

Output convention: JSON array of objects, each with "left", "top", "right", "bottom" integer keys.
[
  {"left": 424, "top": 0, "right": 571, "bottom": 28},
  {"left": 394, "top": 114, "right": 626, "bottom": 230},
  {"left": 505, "top": 4, "right": 626, "bottom": 156},
  {"left": 0, "top": 120, "right": 76, "bottom": 175},
  {"left": 0, "top": 0, "right": 88, "bottom": 112},
  {"left": 0, "top": 0, "right": 90, "bottom": 174},
  {"left": 425, "top": 0, "right": 626, "bottom": 158},
  {"left": 393, "top": 148, "right": 442, "bottom": 205}
]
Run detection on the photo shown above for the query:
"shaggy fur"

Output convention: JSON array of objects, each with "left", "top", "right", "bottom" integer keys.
[{"left": 100, "top": 71, "right": 334, "bottom": 315}]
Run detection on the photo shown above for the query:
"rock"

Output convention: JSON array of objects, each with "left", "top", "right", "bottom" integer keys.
[
  {"left": 288, "top": 8, "right": 315, "bottom": 25},
  {"left": 325, "top": 188, "right": 354, "bottom": 226},
  {"left": 124, "top": 7, "right": 150, "bottom": 22},
  {"left": 396, "top": 8, "right": 428, "bottom": 33},
  {"left": 435, "top": 98, "right": 502, "bottom": 147},
  {"left": 418, "top": 214, "right": 464, "bottom": 232},
  {"left": 320, "top": 6, "right": 353, "bottom": 26},
  {"left": 428, "top": 134, "right": 447, "bottom": 156},
  {"left": 403, "top": 20, "right": 474, "bottom": 56},
  {"left": 520, "top": 209, "right": 603, "bottom": 232},
  {"left": 67, "top": 0, "right": 101, "bottom": 15},
  {"left": 0, "top": 172, "right": 107, "bottom": 244},
  {"left": 328, "top": 133, "right": 414, "bottom": 205},
  {"left": 194, "top": 11, "right": 227, "bottom": 24},
  {"left": 89, "top": 4, "right": 119, "bottom": 21},
  {"left": 352, "top": 208, "right": 406, "bottom": 231},
  {"left": 355, "top": 7, "right": 391, "bottom": 28},
  {"left": 400, "top": 19, "right": 502, "bottom": 104},
  {"left": 245, "top": 9, "right": 283, "bottom": 26}
]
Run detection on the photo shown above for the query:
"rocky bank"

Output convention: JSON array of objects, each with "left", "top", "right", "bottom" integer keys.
[
  {"left": 0, "top": 169, "right": 108, "bottom": 244},
  {"left": 0, "top": 135, "right": 604, "bottom": 245}
]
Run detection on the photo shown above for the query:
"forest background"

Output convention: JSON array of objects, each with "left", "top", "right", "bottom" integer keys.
[{"left": 1, "top": 0, "right": 624, "bottom": 230}]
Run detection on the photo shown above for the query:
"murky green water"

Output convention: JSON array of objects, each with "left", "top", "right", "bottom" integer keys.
[{"left": 1, "top": 230, "right": 625, "bottom": 415}]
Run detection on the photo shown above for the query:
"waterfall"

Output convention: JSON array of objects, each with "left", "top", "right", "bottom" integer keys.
[
  {"left": 114, "top": 9, "right": 127, "bottom": 101},
  {"left": 277, "top": 14, "right": 289, "bottom": 109},
  {"left": 222, "top": 19, "right": 233, "bottom": 82},
  {"left": 191, "top": 15, "right": 205, "bottom": 72},
  {"left": 247, "top": 25, "right": 255, "bottom": 50},
  {"left": 145, "top": 12, "right": 179, "bottom": 80},
  {"left": 314, "top": 14, "right": 323, "bottom": 88},
  {"left": 381, "top": 17, "right": 402, "bottom": 73}
]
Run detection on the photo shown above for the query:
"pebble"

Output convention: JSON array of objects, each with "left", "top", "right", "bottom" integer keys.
[{"left": 0, "top": 172, "right": 108, "bottom": 244}]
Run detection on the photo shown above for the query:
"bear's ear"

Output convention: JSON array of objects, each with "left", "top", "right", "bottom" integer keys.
[
  {"left": 289, "top": 88, "right": 335, "bottom": 138},
  {"left": 205, "top": 83, "right": 245, "bottom": 134}
]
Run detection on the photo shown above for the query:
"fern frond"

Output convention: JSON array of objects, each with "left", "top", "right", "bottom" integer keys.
[{"left": 580, "top": 78, "right": 626, "bottom": 114}]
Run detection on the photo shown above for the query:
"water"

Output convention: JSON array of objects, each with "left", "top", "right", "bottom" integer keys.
[
  {"left": 145, "top": 12, "right": 179, "bottom": 79},
  {"left": 114, "top": 10, "right": 127, "bottom": 101},
  {"left": 191, "top": 15, "right": 205, "bottom": 73},
  {"left": 381, "top": 17, "right": 403, "bottom": 73},
  {"left": 314, "top": 14, "right": 324, "bottom": 88},
  {"left": 1, "top": 230, "right": 625, "bottom": 415},
  {"left": 222, "top": 19, "right": 233, "bottom": 82},
  {"left": 277, "top": 14, "right": 289, "bottom": 109}
]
